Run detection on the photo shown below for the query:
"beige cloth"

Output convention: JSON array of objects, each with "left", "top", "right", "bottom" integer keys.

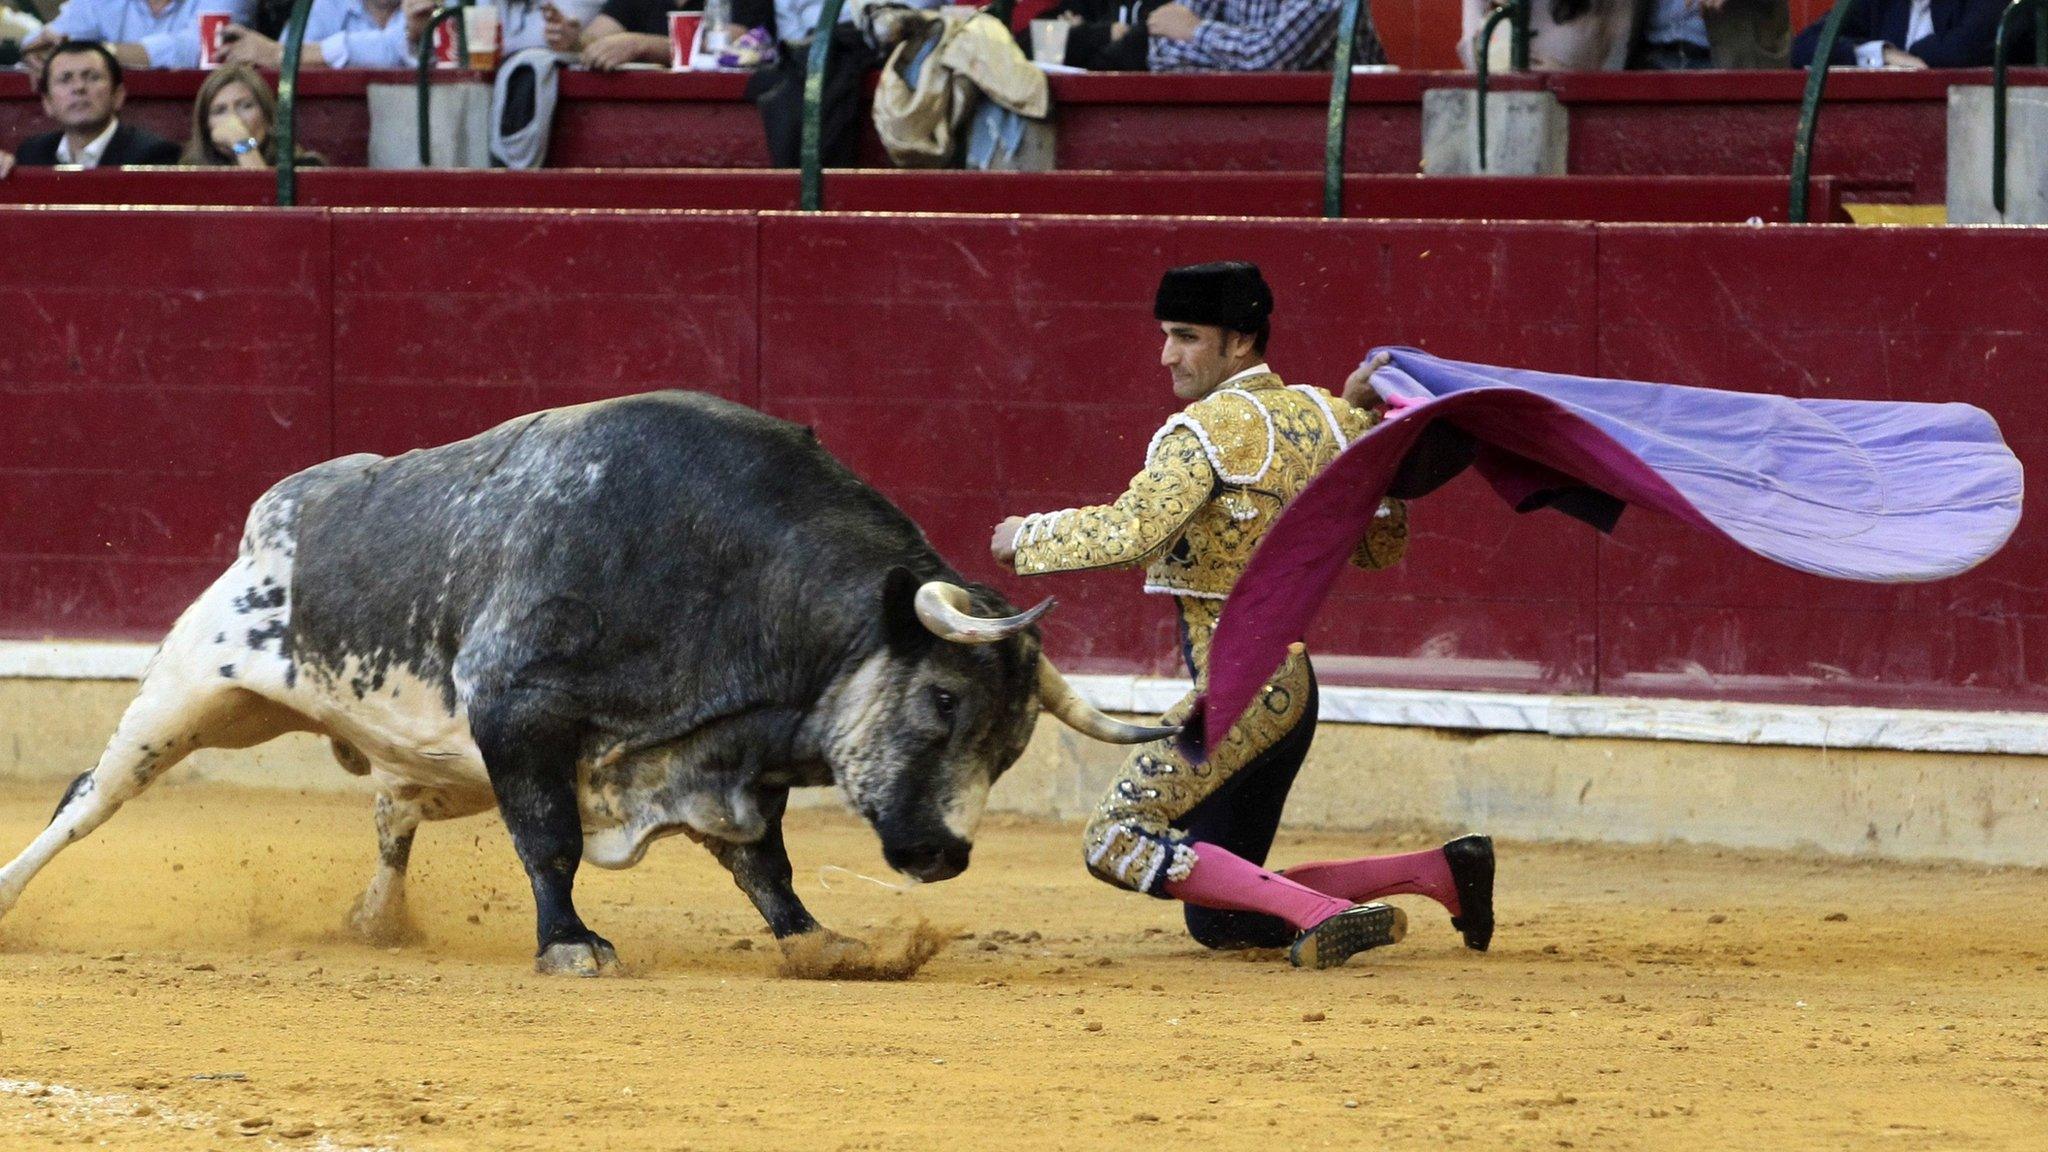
[{"left": 872, "top": 11, "right": 1050, "bottom": 169}]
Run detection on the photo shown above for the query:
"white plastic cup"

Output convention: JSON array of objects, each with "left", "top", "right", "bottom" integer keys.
[{"left": 1028, "top": 18, "right": 1068, "bottom": 64}]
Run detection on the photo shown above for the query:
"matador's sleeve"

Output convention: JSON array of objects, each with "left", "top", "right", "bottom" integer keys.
[
  {"left": 1013, "top": 426, "right": 1218, "bottom": 575},
  {"left": 1335, "top": 399, "right": 1410, "bottom": 571}
]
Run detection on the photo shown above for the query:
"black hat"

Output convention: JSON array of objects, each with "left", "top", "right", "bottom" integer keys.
[{"left": 1154, "top": 262, "right": 1274, "bottom": 332}]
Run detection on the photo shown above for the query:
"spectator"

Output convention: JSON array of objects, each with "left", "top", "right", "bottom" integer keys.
[
  {"left": 1146, "top": 0, "right": 1384, "bottom": 72},
  {"left": 735, "top": 0, "right": 940, "bottom": 167},
  {"left": 1629, "top": 0, "right": 1788, "bottom": 70},
  {"left": 1025, "top": 0, "right": 1153, "bottom": 70},
  {"left": 213, "top": 0, "right": 413, "bottom": 68},
  {"left": 0, "top": 40, "right": 179, "bottom": 176},
  {"left": 1461, "top": 0, "right": 1631, "bottom": 70},
  {"left": 20, "top": 0, "right": 255, "bottom": 75},
  {"left": 1791, "top": 0, "right": 2011, "bottom": 68},
  {"left": 552, "top": 0, "right": 698, "bottom": 69},
  {"left": 180, "top": 62, "right": 324, "bottom": 166}
]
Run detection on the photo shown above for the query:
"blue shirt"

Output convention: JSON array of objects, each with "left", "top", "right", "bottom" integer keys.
[
  {"left": 309, "top": 0, "right": 554, "bottom": 68},
  {"left": 48, "top": 0, "right": 256, "bottom": 68},
  {"left": 300, "top": 0, "right": 412, "bottom": 68}
]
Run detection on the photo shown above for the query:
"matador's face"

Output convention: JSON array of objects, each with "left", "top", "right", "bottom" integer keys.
[{"left": 1159, "top": 322, "right": 1259, "bottom": 401}]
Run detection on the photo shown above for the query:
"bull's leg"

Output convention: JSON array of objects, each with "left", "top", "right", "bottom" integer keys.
[
  {"left": 346, "top": 779, "right": 495, "bottom": 946},
  {"left": 469, "top": 689, "right": 618, "bottom": 977},
  {"left": 0, "top": 673, "right": 300, "bottom": 924},
  {"left": 704, "top": 788, "right": 820, "bottom": 939}
]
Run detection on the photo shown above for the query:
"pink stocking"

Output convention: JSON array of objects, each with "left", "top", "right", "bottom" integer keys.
[
  {"left": 1163, "top": 842, "right": 1351, "bottom": 932},
  {"left": 1282, "top": 848, "right": 1460, "bottom": 916}
]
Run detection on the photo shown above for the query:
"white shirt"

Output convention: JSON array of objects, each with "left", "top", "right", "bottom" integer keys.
[
  {"left": 1218, "top": 362, "right": 1274, "bottom": 388},
  {"left": 54, "top": 118, "right": 121, "bottom": 167},
  {"left": 1857, "top": 0, "right": 1933, "bottom": 66}
]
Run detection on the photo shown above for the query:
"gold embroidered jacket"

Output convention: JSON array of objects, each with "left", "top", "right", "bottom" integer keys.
[{"left": 1014, "top": 371, "right": 1407, "bottom": 612}]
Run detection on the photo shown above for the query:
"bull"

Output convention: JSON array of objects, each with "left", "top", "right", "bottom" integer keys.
[{"left": 0, "top": 393, "right": 1169, "bottom": 974}]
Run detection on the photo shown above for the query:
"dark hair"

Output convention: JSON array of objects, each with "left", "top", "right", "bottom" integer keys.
[
  {"left": 35, "top": 40, "right": 123, "bottom": 96},
  {"left": 1248, "top": 321, "right": 1270, "bottom": 355}
]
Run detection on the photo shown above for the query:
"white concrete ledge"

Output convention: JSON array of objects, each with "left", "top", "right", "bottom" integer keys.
[
  {"left": 7, "top": 641, "right": 2046, "bottom": 758},
  {"left": 1067, "top": 673, "right": 2048, "bottom": 757}
]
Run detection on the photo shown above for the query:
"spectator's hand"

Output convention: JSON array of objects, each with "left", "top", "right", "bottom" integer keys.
[
  {"left": 20, "top": 29, "right": 63, "bottom": 87},
  {"left": 219, "top": 25, "right": 285, "bottom": 69},
  {"left": 1109, "top": 21, "right": 1128, "bottom": 39},
  {"left": 211, "top": 111, "right": 255, "bottom": 153},
  {"left": 0, "top": 151, "right": 14, "bottom": 180},
  {"left": 990, "top": 516, "right": 1026, "bottom": 568},
  {"left": 581, "top": 32, "right": 664, "bottom": 70},
  {"left": 1145, "top": 3, "right": 1200, "bottom": 42},
  {"left": 543, "top": 3, "right": 581, "bottom": 53},
  {"left": 1881, "top": 45, "right": 1928, "bottom": 69},
  {"left": 404, "top": 0, "right": 438, "bottom": 49}
]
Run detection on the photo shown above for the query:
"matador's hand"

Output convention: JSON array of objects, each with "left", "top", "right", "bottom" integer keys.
[
  {"left": 1341, "top": 351, "right": 1393, "bottom": 409},
  {"left": 990, "top": 516, "right": 1026, "bottom": 569}
]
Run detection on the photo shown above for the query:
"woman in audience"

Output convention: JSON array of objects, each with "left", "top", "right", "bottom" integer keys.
[{"left": 181, "top": 64, "right": 324, "bottom": 168}]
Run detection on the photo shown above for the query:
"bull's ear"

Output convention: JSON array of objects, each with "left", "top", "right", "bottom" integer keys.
[{"left": 880, "top": 566, "right": 936, "bottom": 656}]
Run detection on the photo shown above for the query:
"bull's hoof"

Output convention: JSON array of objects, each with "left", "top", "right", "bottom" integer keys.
[
  {"left": 535, "top": 937, "right": 622, "bottom": 977},
  {"left": 345, "top": 893, "right": 421, "bottom": 947}
]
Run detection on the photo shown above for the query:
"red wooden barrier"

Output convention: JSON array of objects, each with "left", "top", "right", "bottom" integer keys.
[
  {"left": 3, "top": 207, "right": 2043, "bottom": 711},
  {"left": 0, "top": 167, "right": 1851, "bottom": 222},
  {"left": 8, "top": 68, "right": 2039, "bottom": 196}
]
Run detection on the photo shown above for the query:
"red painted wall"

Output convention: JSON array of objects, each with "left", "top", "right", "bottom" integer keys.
[{"left": 2, "top": 207, "right": 2043, "bottom": 712}]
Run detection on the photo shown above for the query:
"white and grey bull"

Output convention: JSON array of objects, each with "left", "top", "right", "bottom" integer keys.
[{"left": 0, "top": 393, "right": 1168, "bottom": 975}]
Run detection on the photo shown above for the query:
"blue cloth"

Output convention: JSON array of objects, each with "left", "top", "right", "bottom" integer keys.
[
  {"left": 963, "top": 98, "right": 1027, "bottom": 170},
  {"left": 47, "top": 0, "right": 254, "bottom": 67}
]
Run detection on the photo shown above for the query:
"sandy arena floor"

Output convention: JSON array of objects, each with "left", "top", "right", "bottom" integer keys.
[{"left": 0, "top": 782, "right": 2043, "bottom": 1152}]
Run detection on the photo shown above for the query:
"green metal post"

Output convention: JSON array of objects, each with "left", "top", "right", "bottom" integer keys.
[
  {"left": 1992, "top": 0, "right": 2047, "bottom": 216},
  {"left": 274, "top": 0, "right": 318, "bottom": 206},
  {"left": 1322, "top": 0, "right": 1367, "bottom": 217},
  {"left": 1473, "top": 1, "right": 1518, "bottom": 173},
  {"left": 798, "top": 0, "right": 851, "bottom": 210},
  {"left": 416, "top": 1, "right": 471, "bottom": 169},
  {"left": 1509, "top": 0, "right": 1530, "bottom": 70},
  {"left": 1789, "top": 0, "right": 1859, "bottom": 223}
]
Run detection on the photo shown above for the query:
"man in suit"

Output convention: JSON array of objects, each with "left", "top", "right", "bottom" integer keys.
[
  {"left": 0, "top": 41, "right": 181, "bottom": 177},
  {"left": 1791, "top": 0, "right": 2014, "bottom": 68}
]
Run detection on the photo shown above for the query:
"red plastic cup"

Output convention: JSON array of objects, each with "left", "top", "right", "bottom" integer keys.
[
  {"left": 199, "top": 13, "right": 230, "bottom": 68},
  {"left": 669, "top": 12, "right": 702, "bottom": 71}
]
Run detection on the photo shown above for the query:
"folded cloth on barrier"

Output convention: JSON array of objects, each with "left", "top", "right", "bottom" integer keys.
[{"left": 1188, "top": 346, "right": 2026, "bottom": 758}]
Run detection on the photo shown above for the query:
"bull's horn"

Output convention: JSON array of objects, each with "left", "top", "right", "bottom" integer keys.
[
  {"left": 914, "top": 581, "right": 1054, "bottom": 644},
  {"left": 1037, "top": 659, "right": 1180, "bottom": 744}
]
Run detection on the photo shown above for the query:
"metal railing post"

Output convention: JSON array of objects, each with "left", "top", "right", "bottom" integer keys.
[
  {"left": 1789, "top": 0, "right": 1859, "bottom": 223},
  {"left": 274, "top": 0, "right": 317, "bottom": 205},
  {"left": 798, "top": 0, "right": 851, "bottom": 210},
  {"left": 1472, "top": 0, "right": 1524, "bottom": 173},
  {"left": 1322, "top": 0, "right": 1368, "bottom": 217},
  {"left": 416, "top": 1, "right": 471, "bottom": 169},
  {"left": 1992, "top": 0, "right": 2047, "bottom": 216}
]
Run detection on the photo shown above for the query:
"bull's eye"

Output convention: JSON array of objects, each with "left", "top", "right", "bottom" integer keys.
[{"left": 930, "top": 686, "right": 958, "bottom": 723}]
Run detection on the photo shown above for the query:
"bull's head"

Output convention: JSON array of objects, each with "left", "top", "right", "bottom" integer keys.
[{"left": 818, "top": 568, "right": 1173, "bottom": 884}]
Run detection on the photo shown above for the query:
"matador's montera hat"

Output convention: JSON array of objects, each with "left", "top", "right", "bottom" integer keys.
[{"left": 1154, "top": 262, "right": 1274, "bottom": 333}]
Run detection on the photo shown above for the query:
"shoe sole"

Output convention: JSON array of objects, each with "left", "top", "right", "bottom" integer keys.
[
  {"left": 1445, "top": 834, "right": 1495, "bottom": 953},
  {"left": 1289, "top": 903, "right": 1408, "bottom": 969}
]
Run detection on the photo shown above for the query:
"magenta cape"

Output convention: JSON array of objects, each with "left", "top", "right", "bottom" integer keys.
[{"left": 1186, "top": 348, "right": 2023, "bottom": 759}]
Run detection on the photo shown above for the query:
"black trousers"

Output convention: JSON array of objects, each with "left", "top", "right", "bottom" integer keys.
[
  {"left": 1170, "top": 669, "right": 1320, "bottom": 949},
  {"left": 744, "top": 24, "right": 877, "bottom": 169}
]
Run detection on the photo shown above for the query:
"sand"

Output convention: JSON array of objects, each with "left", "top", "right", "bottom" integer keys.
[{"left": 1, "top": 782, "right": 2044, "bottom": 1151}]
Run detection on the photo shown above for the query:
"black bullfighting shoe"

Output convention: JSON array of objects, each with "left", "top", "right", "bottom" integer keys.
[
  {"left": 1444, "top": 834, "right": 1496, "bottom": 952},
  {"left": 1288, "top": 903, "right": 1407, "bottom": 969}
]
